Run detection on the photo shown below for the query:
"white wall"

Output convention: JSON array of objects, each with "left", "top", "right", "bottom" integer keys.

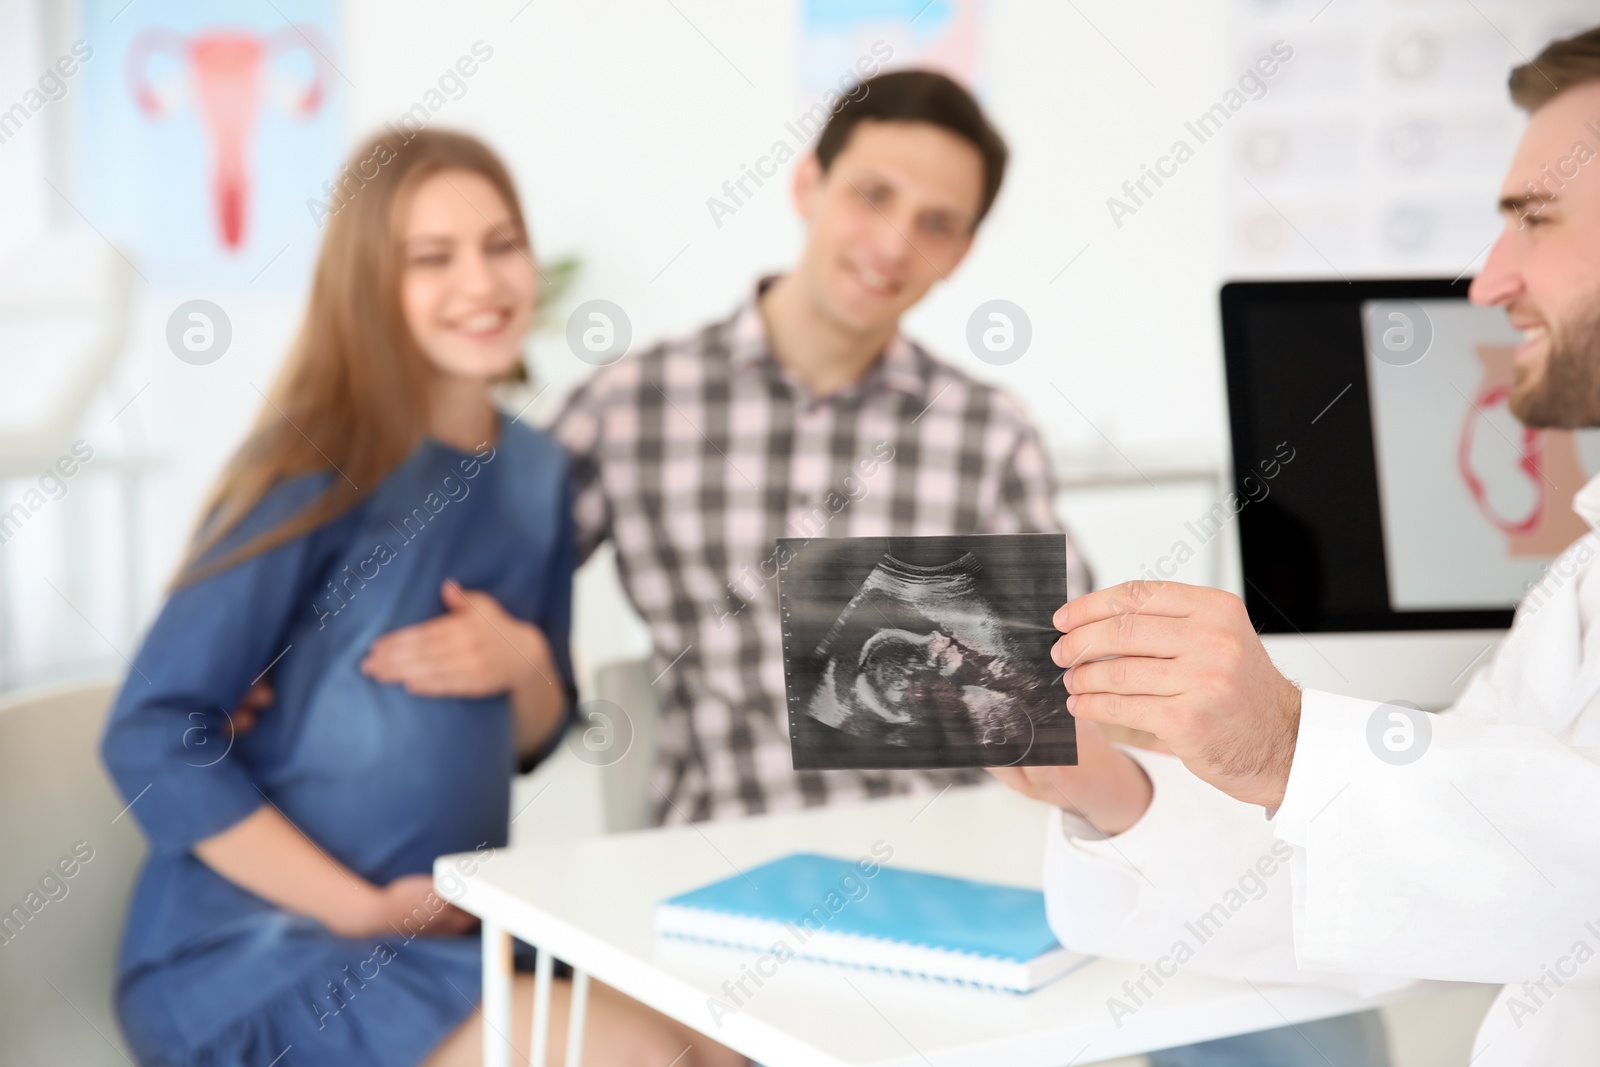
[
  {"left": 338, "top": 0, "right": 1232, "bottom": 453},
  {"left": 0, "top": 0, "right": 48, "bottom": 263},
  {"left": 4, "top": 0, "right": 1572, "bottom": 690}
]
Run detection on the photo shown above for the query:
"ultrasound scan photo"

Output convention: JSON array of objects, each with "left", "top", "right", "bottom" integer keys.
[{"left": 777, "top": 533, "right": 1076, "bottom": 770}]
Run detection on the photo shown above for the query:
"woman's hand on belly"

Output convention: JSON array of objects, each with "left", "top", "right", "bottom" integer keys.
[
  {"left": 360, "top": 580, "right": 566, "bottom": 760},
  {"left": 362, "top": 580, "right": 553, "bottom": 699},
  {"left": 195, "top": 806, "right": 468, "bottom": 941},
  {"left": 356, "top": 872, "right": 479, "bottom": 940}
]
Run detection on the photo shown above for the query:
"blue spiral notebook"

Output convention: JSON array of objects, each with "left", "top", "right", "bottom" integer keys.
[{"left": 655, "top": 853, "right": 1091, "bottom": 992}]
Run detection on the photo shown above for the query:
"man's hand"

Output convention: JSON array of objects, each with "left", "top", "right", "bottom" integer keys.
[
  {"left": 988, "top": 719, "right": 1153, "bottom": 835},
  {"left": 227, "top": 678, "right": 275, "bottom": 737},
  {"left": 1054, "top": 581, "right": 1302, "bottom": 810},
  {"left": 361, "top": 580, "right": 554, "bottom": 698}
]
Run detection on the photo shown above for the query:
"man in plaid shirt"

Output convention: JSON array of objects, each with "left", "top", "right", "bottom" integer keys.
[
  {"left": 552, "top": 71, "right": 1091, "bottom": 826},
  {"left": 552, "top": 69, "right": 1388, "bottom": 1067}
]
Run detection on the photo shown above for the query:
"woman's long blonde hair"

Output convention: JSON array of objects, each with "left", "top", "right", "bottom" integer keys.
[{"left": 177, "top": 129, "right": 531, "bottom": 584}]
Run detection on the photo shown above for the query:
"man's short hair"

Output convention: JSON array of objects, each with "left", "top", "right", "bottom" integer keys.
[
  {"left": 1510, "top": 25, "right": 1600, "bottom": 112},
  {"left": 816, "top": 70, "right": 1008, "bottom": 228}
]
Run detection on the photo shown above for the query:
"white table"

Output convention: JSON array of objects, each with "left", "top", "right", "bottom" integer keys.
[{"left": 436, "top": 784, "right": 1454, "bottom": 1067}]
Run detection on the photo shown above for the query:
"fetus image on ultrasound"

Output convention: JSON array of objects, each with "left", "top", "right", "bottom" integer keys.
[{"left": 779, "top": 534, "right": 1076, "bottom": 770}]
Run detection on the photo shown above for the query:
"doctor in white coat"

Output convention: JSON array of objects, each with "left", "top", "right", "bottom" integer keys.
[{"left": 994, "top": 26, "right": 1600, "bottom": 1066}]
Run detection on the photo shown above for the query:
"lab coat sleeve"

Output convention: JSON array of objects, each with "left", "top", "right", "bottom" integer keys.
[
  {"left": 1272, "top": 687, "right": 1600, "bottom": 984},
  {"left": 1043, "top": 745, "right": 1409, "bottom": 995}
]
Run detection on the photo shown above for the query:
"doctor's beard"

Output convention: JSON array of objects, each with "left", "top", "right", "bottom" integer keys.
[{"left": 1512, "top": 298, "right": 1600, "bottom": 428}]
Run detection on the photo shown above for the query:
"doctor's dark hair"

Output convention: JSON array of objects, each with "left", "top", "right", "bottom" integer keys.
[
  {"left": 175, "top": 128, "right": 533, "bottom": 586},
  {"left": 1510, "top": 25, "right": 1600, "bottom": 111},
  {"left": 815, "top": 69, "right": 1008, "bottom": 228}
]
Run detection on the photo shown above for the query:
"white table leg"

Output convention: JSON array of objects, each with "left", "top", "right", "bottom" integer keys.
[
  {"left": 564, "top": 969, "right": 590, "bottom": 1067},
  {"left": 531, "top": 946, "right": 554, "bottom": 1067},
  {"left": 483, "top": 920, "right": 513, "bottom": 1067}
]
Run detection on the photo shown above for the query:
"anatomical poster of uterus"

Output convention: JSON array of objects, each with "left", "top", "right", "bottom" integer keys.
[
  {"left": 1364, "top": 298, "right": 1600, "bottom": 612},
  {"left": 77, "top": 0, "right": 344, "bottom": 290}
]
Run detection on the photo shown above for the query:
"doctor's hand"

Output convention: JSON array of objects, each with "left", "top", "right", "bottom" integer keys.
[
  {"left": 361, "top": 580, "right": 554, "bottom": 699},
  {"left": 1054, "top": 581, "right": 1302, "bottom": 811},
  {"left": 987, "top": 720, "right": 1154, "bottom": 835}
]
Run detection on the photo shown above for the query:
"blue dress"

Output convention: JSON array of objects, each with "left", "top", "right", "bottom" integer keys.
[{"left": 101, "top": 416, "right": 575, "bottom": 1067}]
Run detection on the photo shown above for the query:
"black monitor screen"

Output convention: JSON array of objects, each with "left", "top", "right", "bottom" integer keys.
[{"left": 1218, "top": 278, "right": 1580, "bottom": 633}]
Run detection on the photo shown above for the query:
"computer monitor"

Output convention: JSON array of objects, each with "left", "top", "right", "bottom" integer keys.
[{"left": 1219, "top": 279, "right": 1595, "bottom": 709}]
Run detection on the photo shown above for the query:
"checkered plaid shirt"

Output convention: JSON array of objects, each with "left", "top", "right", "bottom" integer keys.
[{"left": 551, "top": 286, "right": 1092, "bottom": 824}]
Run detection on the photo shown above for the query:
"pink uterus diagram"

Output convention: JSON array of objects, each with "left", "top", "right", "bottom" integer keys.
[
  {"left": 126, "top": 26, "right": 331, "bottom": 251},
  {"left": 1458, "top": 343, "right": 1588, "bottom": 556}
]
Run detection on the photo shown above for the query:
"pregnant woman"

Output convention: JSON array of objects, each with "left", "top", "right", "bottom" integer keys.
[{"left": 101, "top": 129, "right": 742, "bottom": 1067}]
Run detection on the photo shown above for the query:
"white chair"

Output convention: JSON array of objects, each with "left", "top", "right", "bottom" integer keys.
[
  {"left": 0, "top": 681, "right": 144, "bottom": 1063},
  {"left": 590, "top": 658, "right": 662, "bottom": 833}
]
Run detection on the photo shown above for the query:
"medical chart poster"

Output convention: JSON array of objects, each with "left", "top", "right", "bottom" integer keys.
[
  {"left": 798, "top": 0, "right": 983, "bottom": 101},
  {"left": 76, "top": 0, "right": 345, "bottom": 290},
  {"left": 1363, "top": 298, "right": 1600, "bottom": 611}
]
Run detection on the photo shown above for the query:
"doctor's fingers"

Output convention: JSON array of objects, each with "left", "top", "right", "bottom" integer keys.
[
  {"left": 1053, "top": 614, "right": 1190, "bottom": 669},
  {"left": 1064, "top": 656, "right": 1185, "bottom": 697},
  {"left": 1065, "top": 691, "right": 1171, "bottom": 736},
  {"left": 1053, "top": 580, "right": 1214, "bottom": 632}
]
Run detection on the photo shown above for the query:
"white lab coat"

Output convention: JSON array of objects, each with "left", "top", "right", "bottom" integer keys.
[{"left": 1044, "top": 476, "right": 1600, "bottom": 1064}]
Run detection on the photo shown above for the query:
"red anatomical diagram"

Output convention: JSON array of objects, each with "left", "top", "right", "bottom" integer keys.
[
  {"left": 1459, "top": 344, "right": 1588, "bottom": 556},
  {"left": 125, "top": 26, "right": 331, "bottom": 251}
]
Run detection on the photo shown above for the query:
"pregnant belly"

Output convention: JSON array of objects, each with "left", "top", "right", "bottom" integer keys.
[{"left": 265, "top": 672, "right": 516, "bottom": 882}]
